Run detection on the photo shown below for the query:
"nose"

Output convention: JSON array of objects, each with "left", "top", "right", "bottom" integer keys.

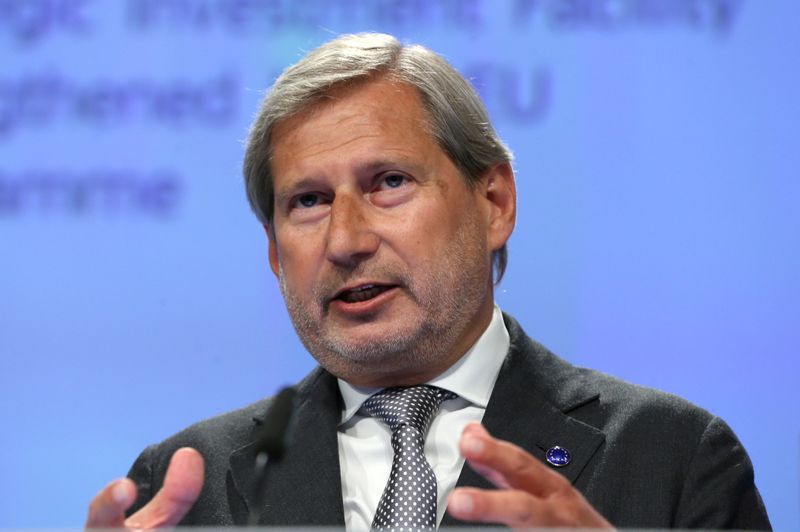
[{"left": 325, "top": 192, "right": 380, "bottom": 267}]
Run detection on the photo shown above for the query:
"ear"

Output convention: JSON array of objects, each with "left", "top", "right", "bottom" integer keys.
[
  {"left": 482, "top": 162, "right": 516, "bottom": 252},
  {"left": 264, "top": 224, "right": 281, "bottom": 278}
]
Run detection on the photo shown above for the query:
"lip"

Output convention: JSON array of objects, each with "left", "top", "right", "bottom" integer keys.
[
  {"left": 328, "top": 283, "right": 400, "bottom": 317},
  {"left": 331, "top": 281, "right": 395, "bottom": 301}
]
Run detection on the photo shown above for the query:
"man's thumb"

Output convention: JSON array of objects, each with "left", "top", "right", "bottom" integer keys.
[{"left": 124, "top": 447, "right": 205, "bottom": 528}]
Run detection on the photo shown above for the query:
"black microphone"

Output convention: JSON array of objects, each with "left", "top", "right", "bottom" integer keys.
[{"left": 248, "top": 386, "right": 297, "bottom": 525}]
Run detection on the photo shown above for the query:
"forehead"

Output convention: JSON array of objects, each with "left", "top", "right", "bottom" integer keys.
[{"left": 269, "top": 79, "right": 439, "bottom": 177}]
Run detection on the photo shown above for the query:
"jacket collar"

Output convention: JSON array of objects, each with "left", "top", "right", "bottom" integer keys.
[{"left": 229, "top": 367, "right": 345, "bottom": 525}]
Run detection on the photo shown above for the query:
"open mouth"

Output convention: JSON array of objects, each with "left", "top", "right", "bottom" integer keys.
[{"left": 335, "top": 284, "right": 395, "bottom": 304}]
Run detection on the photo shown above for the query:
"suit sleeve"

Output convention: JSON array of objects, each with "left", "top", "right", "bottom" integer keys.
[{"left": 674, "top": 416, "right": 771, "bottom": 530}]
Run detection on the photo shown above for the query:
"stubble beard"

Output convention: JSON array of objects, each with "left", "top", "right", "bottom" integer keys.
[{"left": 278, "top": 216, "right": 491, "bottom": 383}]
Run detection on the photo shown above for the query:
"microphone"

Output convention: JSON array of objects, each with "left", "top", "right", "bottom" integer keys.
[{"left": 248, "top": 386, "right": 297, "bottom": 525}]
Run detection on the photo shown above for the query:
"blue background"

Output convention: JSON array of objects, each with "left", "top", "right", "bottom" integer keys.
[{"left": 1, "top": 0, "right": 797, "bottom": 528}]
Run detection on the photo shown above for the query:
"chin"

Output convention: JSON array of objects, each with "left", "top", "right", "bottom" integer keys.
[
  {"left": 321, "top": 355, "right": 430, "bottom": 388},
  {"left": 310, "top": 330, "right": 432, "bottom": 377}
]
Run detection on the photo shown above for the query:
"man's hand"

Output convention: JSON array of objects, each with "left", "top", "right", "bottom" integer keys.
[
  {"left": 447, "top": 423, "right": 613, "bottom": 529},
  {"left": 85, "top": 447, "right": 204, "bottom": 529}
]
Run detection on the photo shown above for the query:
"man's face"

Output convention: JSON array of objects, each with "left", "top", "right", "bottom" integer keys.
[{"left": 267, "top": 78, "right": 514, "bottom": 387}]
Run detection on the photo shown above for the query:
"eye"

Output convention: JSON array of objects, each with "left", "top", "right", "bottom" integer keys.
[
  {"left": 369, "top": 171, "right": 415, "bottom": 208},
  {"left": 293, "top": 193, "right": 320, "bottom": 208},
  {"left": 383, "top": 173, "right": 406, "bottom": 189},
  {"left": 375, "top": 172, "right": 412, "bottom": 192}
]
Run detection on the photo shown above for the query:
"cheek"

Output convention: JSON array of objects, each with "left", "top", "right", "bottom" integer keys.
[
  {"left": 281, "top": 223, "right": 336, "bottom": 266},
  {"left": 277, "top": 247, "right": 311, "bottom": 279},
  {"left": 383, "top": 210, "right": 456, "bottom": 263}
]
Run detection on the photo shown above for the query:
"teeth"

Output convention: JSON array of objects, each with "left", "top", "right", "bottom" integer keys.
[
  {"left": 352, "top": 284, "right": 374, "bottom": 292},
  {"left": 339, "top": 285, "right": 390, "bottom": 303}
]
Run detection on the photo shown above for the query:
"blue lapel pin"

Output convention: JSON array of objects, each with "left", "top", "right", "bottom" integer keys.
[{"left": 546, "top": 446, "right": 571, "bottom": 467}]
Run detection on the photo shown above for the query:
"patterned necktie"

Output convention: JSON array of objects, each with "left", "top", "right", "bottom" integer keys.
[{"left": 363, "top": 385, "right": 456, "bottom": 531}]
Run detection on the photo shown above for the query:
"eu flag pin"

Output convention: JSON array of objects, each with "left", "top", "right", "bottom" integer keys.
[{"left": 546, "top": 446, "right": 571, "bottom": 467}]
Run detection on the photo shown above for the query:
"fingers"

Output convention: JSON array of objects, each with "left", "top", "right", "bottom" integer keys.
[
  {"left": 448, "top": 487, "right": 549, "bottom": 528},
  {"left": 124, "top": 447, "right": 205, "bottom": 529},
  {"left": 85, "top": 478, "right": 137, "bottom": 528},
  {"left": 448, "top": 486, "right": 610, "bottom": 529},
  {"left": 451, "top": 423, "right": 613, "bottom": 529},
  {"left": 459, "top": 422, "right": 568, "bottom": 497}
]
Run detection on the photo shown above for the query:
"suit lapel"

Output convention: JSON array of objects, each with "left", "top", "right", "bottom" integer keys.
[
  {"left": 228, "top": 368, "right": 346, "bottom": 526},
  {"left": 441, "top": 315, "right": 606, "bottom": 527}
]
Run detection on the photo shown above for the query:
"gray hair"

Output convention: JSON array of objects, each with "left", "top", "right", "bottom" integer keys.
[{"left": 244, "top": 32, "right": 513, "bottom": 282}]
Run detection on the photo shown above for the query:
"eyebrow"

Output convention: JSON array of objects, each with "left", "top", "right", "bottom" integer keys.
[
  {"left": 354, "top": 157, "right": 422, "bottom": 177},
  {"left": 274, "top": 178, "right": 320, "bottom": 206}
]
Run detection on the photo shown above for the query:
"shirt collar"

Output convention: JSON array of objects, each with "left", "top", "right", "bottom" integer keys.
[{"left": 337, "top": 305, "right": 510, "bottom": 425}]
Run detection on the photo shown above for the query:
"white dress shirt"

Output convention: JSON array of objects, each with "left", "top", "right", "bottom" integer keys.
[{"left": 337, "top": 306, "right": 510, "bottom": 531}]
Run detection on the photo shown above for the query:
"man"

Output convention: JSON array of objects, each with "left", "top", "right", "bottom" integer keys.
[{"left": 86, "top": 33, "right": 770, "bottom": 529}]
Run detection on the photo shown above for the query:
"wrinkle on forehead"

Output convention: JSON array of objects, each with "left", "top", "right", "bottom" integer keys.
[
  {"left": 291, "top": 131, "right": 382, "bottom": 161},
  {"left": 270, "top": 79, "right": 437, "bottom": 181}
]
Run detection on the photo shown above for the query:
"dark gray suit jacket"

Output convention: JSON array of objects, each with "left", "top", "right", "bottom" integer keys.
[{"left": 128, "top": 315, "right": 770, "bottom": 528}]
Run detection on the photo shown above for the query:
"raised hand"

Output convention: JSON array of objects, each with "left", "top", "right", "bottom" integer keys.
[
  {"left": 448, "top": 423, "right": 613, "bottom": 529},
  {"left": 85, "top": 447, "right": 204, "bottom": 529}
]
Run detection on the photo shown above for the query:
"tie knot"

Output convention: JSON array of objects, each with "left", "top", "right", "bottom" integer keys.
[{"left": 363, "top": 385, "right": 455, "bottom": 435}]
